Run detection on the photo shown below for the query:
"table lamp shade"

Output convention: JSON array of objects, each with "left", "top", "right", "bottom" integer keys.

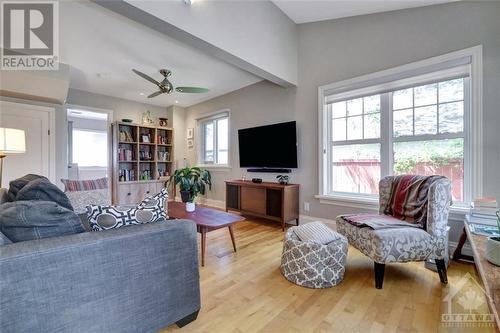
[{"left": 0, "top": 128, "right": 26, "bottom": 154}]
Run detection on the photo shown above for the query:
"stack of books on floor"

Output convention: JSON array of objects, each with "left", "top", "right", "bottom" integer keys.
[{"left": 467, "top": 197, "right": 499, "bottom": 236}]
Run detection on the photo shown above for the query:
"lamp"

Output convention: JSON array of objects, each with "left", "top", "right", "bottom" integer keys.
[{"left": 0, "top": 128, "right": 26, "bottom": 188}]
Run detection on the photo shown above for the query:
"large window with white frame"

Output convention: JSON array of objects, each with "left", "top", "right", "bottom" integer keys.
[
  {"left": 199, "top": 111, "right": 229, "bottom": 165},
  {"left": 328, "top": 78, "right": 466, "bottom": 201},
  {"left": 318, "top": 47, "right": 483, "bottom": 206}
]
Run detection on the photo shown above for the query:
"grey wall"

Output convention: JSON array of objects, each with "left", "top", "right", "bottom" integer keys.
[{"left": 185, "top": 1, "right": 500, "bottom": 224}]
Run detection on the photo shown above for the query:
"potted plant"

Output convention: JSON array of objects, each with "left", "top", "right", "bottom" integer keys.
[
  {"left": 168, "top": 167, "right": 212, "bottom": 212},
  {"left": 486, "top": 212, "right": 500, "bottom": 266},
  {"left": 276, "top": 174, "right": 289, "bottom": 185}
]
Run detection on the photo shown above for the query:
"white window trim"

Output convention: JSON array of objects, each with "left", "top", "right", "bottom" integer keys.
[
  {"left": 197, "top": 109, "right": 232, "bottom": 169},
  {"left": 316, "top": 45, "right": 483, "bottom": 212}
]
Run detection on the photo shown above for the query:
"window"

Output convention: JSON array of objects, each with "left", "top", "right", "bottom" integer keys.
[
  {"left": 200, "top": 112, "right": 229, "bottom": 165},
  {"left": 72, "top": 129, "right": 108, "bottom": 167},
  {"left": 318, "top": 46, "right": 483, "bottom": 207}
]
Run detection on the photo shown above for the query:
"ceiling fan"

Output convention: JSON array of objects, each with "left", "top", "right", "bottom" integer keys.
[{"left": 132, "top": 68, "right": 209, "bottom": 98}]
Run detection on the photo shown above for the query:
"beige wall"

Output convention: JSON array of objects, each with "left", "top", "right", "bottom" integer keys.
[{"left": 184, "top": 0, "right": 500, "bottom": 232}]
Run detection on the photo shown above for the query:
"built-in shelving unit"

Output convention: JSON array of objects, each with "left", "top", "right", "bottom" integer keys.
[{"left": 112, "top": 121, "right": 174, "bottom": 205}]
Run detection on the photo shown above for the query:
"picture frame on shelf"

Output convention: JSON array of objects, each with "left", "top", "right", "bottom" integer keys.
[
  {"left": 187, "top": 128, "right": 194, "bottom": 139},
  {"left": 142, "top": 135, "right": 150, "bottom": 143}
]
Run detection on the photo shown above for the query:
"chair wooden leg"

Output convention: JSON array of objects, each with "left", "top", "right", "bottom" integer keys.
[
  {"left": 374, "top": 262, "right": 385, "bottom": 289},
  {"left": 435, "top": 259, "right": 448, "bottom": 284}
]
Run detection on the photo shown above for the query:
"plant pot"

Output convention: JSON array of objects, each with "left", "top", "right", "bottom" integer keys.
[
  {"left": 186, "top": 202, "right": 195, "bottom": 212},
  {"left": 180, "top": 191, "right": 192, "bottom": 203},
  {"left": 486, "top": 236, "right": 500, "bottom": 266}
]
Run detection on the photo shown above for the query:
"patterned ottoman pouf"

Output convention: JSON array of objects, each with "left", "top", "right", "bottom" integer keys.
[{"left": 280, "top": 222, "right": 348, "bottom": 288}]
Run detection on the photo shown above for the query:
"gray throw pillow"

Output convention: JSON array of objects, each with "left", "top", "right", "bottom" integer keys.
[
  {"left": 87, "top": 189, "right": 168, "bottom": 231},
  {"left": 0, "top": 201, "right": 84, "bottom": 242}
]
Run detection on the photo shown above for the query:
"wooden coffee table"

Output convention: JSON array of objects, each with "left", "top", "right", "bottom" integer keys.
[{"left": 168, "top": 201, "right": 245, "bottom": 266}]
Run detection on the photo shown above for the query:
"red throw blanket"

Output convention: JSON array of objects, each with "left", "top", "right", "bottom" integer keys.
[{"left": 383, "top": 174, "right": 446, "bottom": 230}]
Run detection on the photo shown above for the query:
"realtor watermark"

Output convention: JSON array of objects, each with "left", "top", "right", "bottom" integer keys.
[
  {"left": 1, "top": 1, "right": 59, "bottom": 70},
  {"left": 441, "top": 272, "right": 495, "bottom": 328}
]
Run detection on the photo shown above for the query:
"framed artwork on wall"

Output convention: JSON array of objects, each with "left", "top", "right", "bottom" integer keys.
[
  {"left": 187, "top": 139, "right": 194, "bottom": 148},
  {"left": 187, "top": 128, "right": 194, "bottom": 139}
]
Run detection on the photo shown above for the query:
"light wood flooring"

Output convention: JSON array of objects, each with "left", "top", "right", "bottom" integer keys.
[{"left": 162, "top": 217, "right": 496, "bottom": 333}]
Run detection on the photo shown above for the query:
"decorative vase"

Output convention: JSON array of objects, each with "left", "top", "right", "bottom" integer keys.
[
  {"left": 186, "top": 202, "right": 195, "bottom": 212},
  {"left": 486, "top": 237, "right": 500, "bottom": 266}
]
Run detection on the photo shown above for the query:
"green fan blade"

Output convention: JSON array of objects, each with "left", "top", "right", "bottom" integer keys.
[{"left": 175, "top": 87, "right": 209, "bottom": 93}]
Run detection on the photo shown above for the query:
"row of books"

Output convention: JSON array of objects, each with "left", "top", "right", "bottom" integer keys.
[
  {"left": 118, "top": 148, "right": 134, "bottom": 161},
  {"left": 119, "top": 130, "right": 135, "bottom": 143},
  {"left": 139, "top": 170, "right": 153, "bottom": 181},
  {"left": 468, "top": 197, "right": 499, "bottom": 226},
  {"left": 119, "top": 169, "right": 135, "bottom": 182},
  {"left": 157, "top": 136, "right": 170, "bottom": 145},
  {"left": 158, "top": 151, "right": 170, "bottom": 161},
  {"left": 139, "top": 150, "right": 153, "bottom": 161}
]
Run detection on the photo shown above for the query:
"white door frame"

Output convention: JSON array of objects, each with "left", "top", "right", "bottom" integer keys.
[
  {"left": 65, "top": 103, "right": 114, "bottom": 181},
  {"left": 0, "top": 100, "right": 56, "bottom": 183}
]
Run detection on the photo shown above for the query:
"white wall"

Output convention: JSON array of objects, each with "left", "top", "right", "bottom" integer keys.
[
  {"left": 168, "top": 105, "right": 188, "bottom": 170},
  {"left": 184, "top": 1, "right": 500, "bottom": 247}
]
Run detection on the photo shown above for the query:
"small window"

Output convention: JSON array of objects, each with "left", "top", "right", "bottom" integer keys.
[{"left": 200, "top": 112, "right": 229, "bottom": 165}]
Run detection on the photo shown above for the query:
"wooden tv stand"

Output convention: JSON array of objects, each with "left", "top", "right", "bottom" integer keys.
[{"left": 225, "top": 180, "right": 299, "bottom": 231}]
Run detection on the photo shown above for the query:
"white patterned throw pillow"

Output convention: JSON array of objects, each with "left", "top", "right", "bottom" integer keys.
[
  {"left": 87, "top": 188, "right": 168, "bottom": 231},
  {"left": 293, "top": 221, "right": 340, "bottom": 245}
]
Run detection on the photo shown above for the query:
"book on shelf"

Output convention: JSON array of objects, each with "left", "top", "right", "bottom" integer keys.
[
  {"left": 119, "top": 130, "right": 134, "bottom": 143},
  {"left": 139, "top": 150, "right": 153, "bottom": 161},
  {"left": 157, "top": 151, "right": 170, "bottom": 162},
  {"left": 119, "top": 169, "right": 135, "bottom": 182},
  {"left": 118, "top": 148, "right": 134, "bottom": 161},
  {"left": 470, "top": 197, "right": 498, "bottom": 220}
]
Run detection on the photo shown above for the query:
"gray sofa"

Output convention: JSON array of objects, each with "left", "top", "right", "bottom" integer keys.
[{"left": 0, "top": 189, "right": 200, "bottom": 332}]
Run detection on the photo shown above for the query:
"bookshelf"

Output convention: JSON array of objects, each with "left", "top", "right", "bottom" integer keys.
[{"left": 112, "top": 121, "right": 174, "bottom": 205}]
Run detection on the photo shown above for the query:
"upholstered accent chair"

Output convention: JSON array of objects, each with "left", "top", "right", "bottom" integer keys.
[{"left": 336, "top": 175, "right": 452, "bottom": 289}]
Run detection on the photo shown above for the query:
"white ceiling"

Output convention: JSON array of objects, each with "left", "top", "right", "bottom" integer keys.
[
  {"left": 59, "top": 1, "right": 260, "bottom": 108},
  {"left": 272, "top": 0, "right": 459, "bottom": 24}
]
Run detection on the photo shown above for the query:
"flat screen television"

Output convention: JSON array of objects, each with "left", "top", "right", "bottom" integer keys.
[{"left": 238, "top": 121, "right": 297, "bottom": 171}]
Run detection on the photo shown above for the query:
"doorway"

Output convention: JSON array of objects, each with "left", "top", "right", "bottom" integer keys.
[
  {"left": 67, "top": 108, "right": 110, "bottom": 180},
  {"left": 0, "top": 100, "right": 56, "bottom": 185}
]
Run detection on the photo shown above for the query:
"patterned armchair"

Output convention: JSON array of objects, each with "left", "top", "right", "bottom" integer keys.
[{"left": 336, "top": 175, "right": 452, "bottom": 289}]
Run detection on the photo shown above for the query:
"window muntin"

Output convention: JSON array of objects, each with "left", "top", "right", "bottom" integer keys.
[
  {"left": 327, "top": 77, "right": 467, "bottom": 202},
  {"left": 200, "top": 113, "right": 229, "bottom": 165}
]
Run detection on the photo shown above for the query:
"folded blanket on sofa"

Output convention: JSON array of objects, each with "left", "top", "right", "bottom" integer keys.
[{"left": 7, "top": 174, "right": 73, "bottom": 210}]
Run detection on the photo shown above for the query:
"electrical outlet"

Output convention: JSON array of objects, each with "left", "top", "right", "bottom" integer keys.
[{"left": 304, "top": 202, "right": 310, "bottom": 212}]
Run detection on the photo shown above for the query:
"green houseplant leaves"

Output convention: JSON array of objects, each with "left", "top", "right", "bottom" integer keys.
[{"left": 168, "top": 167, "right": 212, "bottom": 203}]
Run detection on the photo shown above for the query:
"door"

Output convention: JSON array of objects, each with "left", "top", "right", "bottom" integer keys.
[{"left": 0, "top": 101, "right": 55, "bottom": 186}]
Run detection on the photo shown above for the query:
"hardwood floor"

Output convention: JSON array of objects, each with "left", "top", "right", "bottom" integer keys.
[{"left": 161, "top": 217, "right": 495, "bottom": 333}]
